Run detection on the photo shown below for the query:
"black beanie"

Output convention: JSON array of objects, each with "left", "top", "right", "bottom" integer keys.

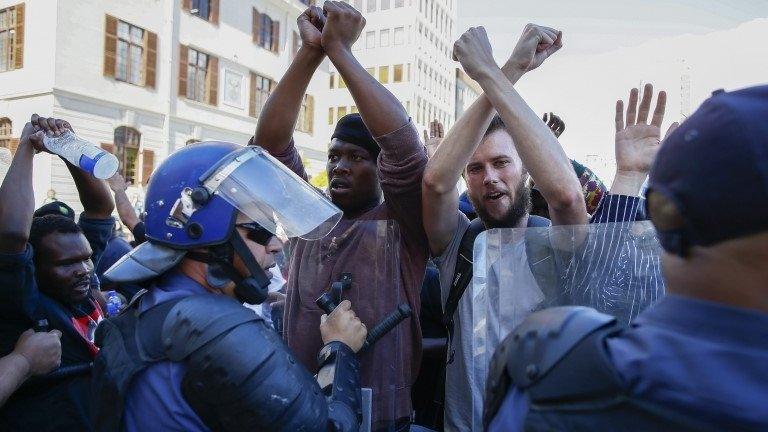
[
  {"left": 34, "top": 201, "right": 76, "bottom": 220},
  {"left": 331, "top": 113, "right": 381, "bottom": 158}
]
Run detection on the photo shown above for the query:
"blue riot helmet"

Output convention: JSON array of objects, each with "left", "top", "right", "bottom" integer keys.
[{"left": 104, "top": 142, "right": 342, "bottom": 304}]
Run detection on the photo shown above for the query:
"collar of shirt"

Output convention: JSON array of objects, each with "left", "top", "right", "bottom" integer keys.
[
  {"left": 139, "top": 270, "right": 210, "bottom": 312},
  {"left": 635, "top": 294, "right": 768, "bottom": 347}
]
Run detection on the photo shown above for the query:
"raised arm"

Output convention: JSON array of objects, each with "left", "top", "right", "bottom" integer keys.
[
  {"left": 0, "top": 119, "right": 41, "bottom": 254},
  {"left": 31, "top": 116, "right": 115, "bottom": 219},
  {"left": 611, "top": 83, "right": 679, "bottom": 196},
  {"left": 422, "top": 24, "right": 561, "bottom": 256},
  {"left": 321, "top": 1, "right": 407, "bottom": 138},
  {"left": 107, "top": 173, "right": 140, "bottom": 230},
  {"left": 454, "top": 27, "right": 587, "bottom": 227},
  {"left": 253, "top": 6, "right": 326, "bottom": 154}
]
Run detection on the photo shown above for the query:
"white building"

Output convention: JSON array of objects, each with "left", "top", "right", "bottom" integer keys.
[
  {"left": 325, "top": 0, "right": 457, "bottom": 134},
  {"left": 0, "top": 0, "right": 331, "bottom": 210},
  {"left": 454, "top": 67, "right": 480, "bottom": 119}
]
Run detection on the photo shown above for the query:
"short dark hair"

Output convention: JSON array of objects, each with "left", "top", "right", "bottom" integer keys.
[
  {"left": 29, "top": 215, "right": 82, "bottom": 259},
  {"left": 484, "top": 114, "right": 509, "bottom": 138}
]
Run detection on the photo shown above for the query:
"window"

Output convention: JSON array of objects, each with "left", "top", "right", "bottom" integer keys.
[
  {"left": 328, "top": 107, "right": 335, "bottom": 125},
  {"left": 380, "top": 29, "right": 390, "bottom": 47},
  {"left": 249, "top": 72, "right": 273, "bottom": 117},
  {"left": 329, "top": 72, "right": 336, "bottom": 89},
  {"left": 0, "top": 118, "right": 17, "bottom": 155},
  {"left": 366, "top": 31, "right": 375, "bottom": 49},
  {"left": 393, "top": 26, "right": 404, "bottom": 45},
  {"left": 186, "top": 48, "right": 207, "bottom": 102},
  {"left": 395, "top": 0, "right": 404, "bottom": 6},
  {"left": 183, "top": 0, "right": 219, "bottom": 24},
  {"left": 104, "top": 16, "right": 157, "bottom": 87},
  {"left": 253, "top": 9, "right": 280, "bottom": 53},
  {"left": 351, "top": 105, "right": 358, "bottom": 113},
  {"left": 113, "top": 126, "right": 141, "bottom": 185},
  {"left": 381, "top": 0, "right": 390, "bottom": 10},
  {"left": 0, "top": 4, "right": 23, "bottom": 72},
  {"left": 393, "top": 64, "right": 403, "bottom": 82},
  {"left": 379, "top": 65, "right": 389, "bottom": 83},
  {"left": 338, "top": 75, "right": 347, "bottom": 88},
  {"left": 191, "top": 0, "right": 210, "bottom": 20},
  {"left": 366, "top": 67, "right": 375, "bottom": 77},
  {"left": 367, "top": 0, "right": 376, "bottom": 13},
  {"left": 115, "top": 21, "right": 144, "bottom": 85},
  {"left": 338, "top": 106, "right": 348, "bottom": 120},
  {"left": 296, "top": 94, "right": 314, "bottom": 134}
]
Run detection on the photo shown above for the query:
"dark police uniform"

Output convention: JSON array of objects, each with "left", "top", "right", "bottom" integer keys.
[{"left": 485, "top": 295, "right": 768, "bottom": 431}]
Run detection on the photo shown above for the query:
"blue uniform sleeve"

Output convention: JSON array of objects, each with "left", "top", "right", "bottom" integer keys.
[
  {"left": 488, "top": 387, "right": 528, "bottom": 432},
  {"left": 0, "top": 244, "right": 41, "bottom": 321},
  {"left": 590, "top": 194, "right": 646, "bottom": 223}
]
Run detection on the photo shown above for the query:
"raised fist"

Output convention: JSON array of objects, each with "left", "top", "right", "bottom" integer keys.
[
  {"left": 452, "top": 27, "right": 497, "bottom": 82},
  {"left": 321, "top": 1, "right": 365, "bottom": 54},
  {"left": 297, "top": 6, "right": 325, "bottom": 52},
  {"left": 504, "top": 24, "right": 562, "bottom": 74}
]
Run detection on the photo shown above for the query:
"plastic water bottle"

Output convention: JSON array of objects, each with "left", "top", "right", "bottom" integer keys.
[
  {"left": 42, "top": 131, "right": 119, "bottom": 179},
  {"left": 105, "top": 290, "right": 123, "bottom": 317}
]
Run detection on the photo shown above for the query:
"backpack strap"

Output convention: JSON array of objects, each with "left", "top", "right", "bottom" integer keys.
[{"left": 442, "top": 217, "right": 485, "bottom": 363}]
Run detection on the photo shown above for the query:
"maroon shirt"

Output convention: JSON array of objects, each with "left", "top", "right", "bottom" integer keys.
[{"left": 272, "top": 121, "right": 429, "bottom": 427}]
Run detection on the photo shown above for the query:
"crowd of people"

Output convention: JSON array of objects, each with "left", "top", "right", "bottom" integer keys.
[{"left": 0, "top": 2, "right": 765, "bottom": 431}]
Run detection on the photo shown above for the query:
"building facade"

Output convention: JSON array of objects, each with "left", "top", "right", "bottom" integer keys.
[
  {"left": 0, "top": 0, "right": 330, "bottom": 210},
  {"left": 454, "top": 67, "right": 481, "bottom": 119},
  {"left": 325, "top": 0, "right": 457, "bottom": 135}
]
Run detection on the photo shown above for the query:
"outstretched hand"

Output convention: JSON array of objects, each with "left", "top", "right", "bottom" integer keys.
[
  {"left": 297, "top": 6, "right": 325, "bottom": 52},
  {"left": 504, "top": 24, "right": 562, "bottom": 74},
  {"left": 423, "top": 120, "right": 444, "bottom": 158},
  {"left": 615, "top": 83, "right": 679, "bottom": 175}
]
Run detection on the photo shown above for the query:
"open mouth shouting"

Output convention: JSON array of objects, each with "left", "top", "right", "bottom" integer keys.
[{"left": 330, "top": 177, "right": 353, "bottom": 193}]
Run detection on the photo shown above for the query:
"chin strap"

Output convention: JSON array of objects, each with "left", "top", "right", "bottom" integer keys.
[{"left": 186, "top": 232, "right": 271, "bottom": 304}]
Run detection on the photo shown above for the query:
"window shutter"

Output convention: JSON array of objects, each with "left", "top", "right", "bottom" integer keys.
[
  {"left": 271, "top": 21, "right": 280, "bottom": 53},
  {"left": 207, "top": 56, "right": 218, "bottom": 106},
  {"left": 182, "top": 0, "right": 192, "bottom": 12},
  {"left": 103, "top": 15, "right": 118, "bottom": 78},
  {"left": 249, "top": 72, "right": 257, "bottom": 117},
  {"left": 101, "top": 143, "right": 115, "bottom": 154},
  {"left": 144, "top": 31, "right": 158, "bottom": 88},
  {"left": 8, "top": 138, "right": 19, "bottom": 155},
  {"left": 306, "top": 95, "right": 314, "bottom": 134},
  {"left": 252, "top": 8, "right": 261, "bottom": 44},
  {"left": 141, "top": 149, "right": 154, "bottom": 186},
  {"left": 209, "top": 0, "right": 220, "bottom": 24},
  {"left": 178, "top": 44, "right": 188, "bottom": 97},
  {"left": 13, "top": 3, "right": 24, "bottom": 70}
]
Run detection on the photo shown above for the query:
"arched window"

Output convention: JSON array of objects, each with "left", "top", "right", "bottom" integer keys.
[
  {"left": 0, "top": 118, "right": 18, "bottom": 154},
  {"left": 113, "top": 126, "right": 141, "bottom": 184}
]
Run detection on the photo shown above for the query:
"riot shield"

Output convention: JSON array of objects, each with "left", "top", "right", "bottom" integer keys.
[
  {"left": 469, "top": 221, "right": 665, "bottom": 430},
  {"left": 283, "top": 220, "right": 413, "bottom": 432}
]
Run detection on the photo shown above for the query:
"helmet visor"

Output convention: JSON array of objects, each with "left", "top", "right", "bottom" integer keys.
[{"left": 204, "top": 146, "right": 341, "bottom": 240}]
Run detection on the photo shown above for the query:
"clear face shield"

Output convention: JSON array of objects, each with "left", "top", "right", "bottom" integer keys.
[{"left": 202, "top": 146, "right": 342, "bottom": 240}]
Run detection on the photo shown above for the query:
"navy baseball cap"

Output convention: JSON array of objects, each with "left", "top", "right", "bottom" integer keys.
[
  {"left": 34, "top": 201, "right": 76, "bottom": 220},
  {"left": 647, "top": 85, "right": 768, "bottom": 255},
  {"left": 331, "top": 113, "right": 381, "bottom": 159}
]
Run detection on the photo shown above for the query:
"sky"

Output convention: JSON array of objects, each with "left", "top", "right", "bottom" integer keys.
[{"left": 456, "top": 0, "right": 768, "bottom": 181}]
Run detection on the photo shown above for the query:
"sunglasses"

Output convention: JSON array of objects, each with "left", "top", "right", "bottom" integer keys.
[{"left": 235, "top": 222, "right": 275, "bottom": 246}]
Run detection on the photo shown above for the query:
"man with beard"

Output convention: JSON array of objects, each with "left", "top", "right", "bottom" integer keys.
[
  {"left": 251, "top": 3, "right": 428, "bottom": 429},
  {"left": 421, "top": 25, "right": 589, "bottom": 431},
  {"left": 0, "top": 115, "right": 115, "bottom": 431}
]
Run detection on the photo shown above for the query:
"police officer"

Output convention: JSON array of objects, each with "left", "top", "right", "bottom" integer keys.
[
  {"left": 484, "top": 86, "right": 768, "bottom": 431},
  {"left": 91, "top": 142, "right": 366, "bottom": 432}
]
